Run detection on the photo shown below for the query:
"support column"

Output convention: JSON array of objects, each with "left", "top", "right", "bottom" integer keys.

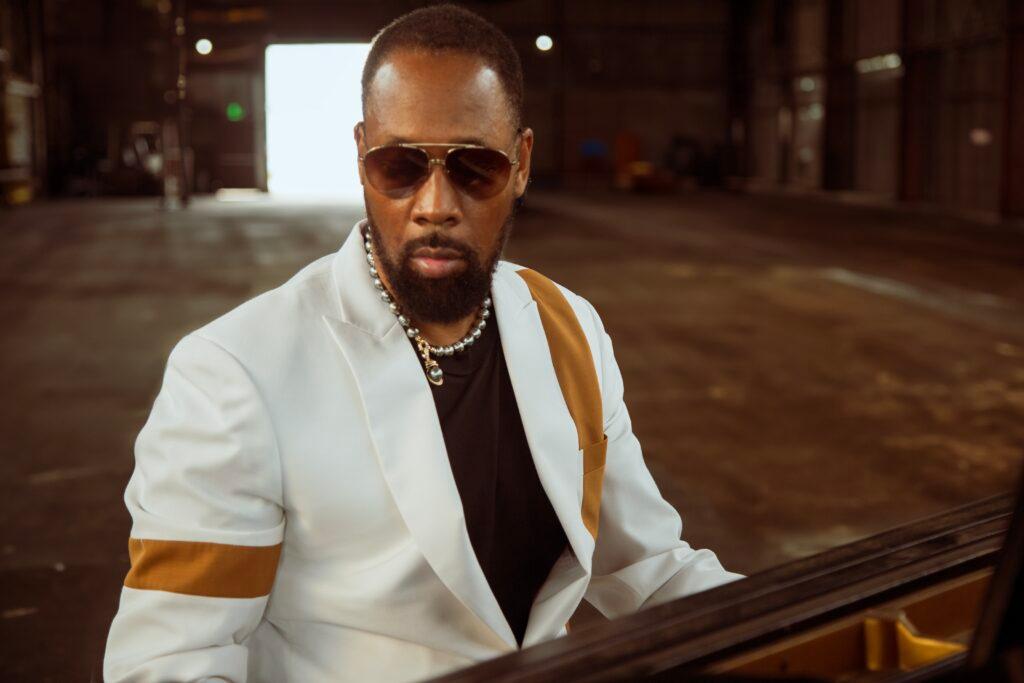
[
  {"left": 726, "top": 0, "right": 752, "bottom": 179},
  {"left": 898, "top": 0, "right": 914, "bottom": 202},
  {"left": 822, "top": 0, "right": 855, "bottom": 190},
  {"left": 1002, "top": 0, "right": 1024, "bottom": 218},
  {"left": 775, "top": 0, "right": 795, "bottom": 185},
  {"left": 253, "top": 48, "right": 267, "bottom": 193}
]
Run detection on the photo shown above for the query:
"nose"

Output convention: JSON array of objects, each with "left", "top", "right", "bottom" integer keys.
[{"left": 410, "top": 160, "right": 462, "bottom": 228}]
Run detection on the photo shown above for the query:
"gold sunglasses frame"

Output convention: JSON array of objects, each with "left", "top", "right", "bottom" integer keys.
[{"left": 358, "top": 129, "right": 523, "bottom": 198}]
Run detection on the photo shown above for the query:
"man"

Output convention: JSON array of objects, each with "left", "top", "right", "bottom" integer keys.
[{"left": 104, "top": 5, "right": 742, "bottom": 682}]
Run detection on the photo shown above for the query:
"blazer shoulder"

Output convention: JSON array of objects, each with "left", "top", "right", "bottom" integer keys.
[
  {"left": 497, "top": 261, "right": 607, "bottom": 356},
  {"left": 190, "top": 252, "right": 336, "bottom": 356}
]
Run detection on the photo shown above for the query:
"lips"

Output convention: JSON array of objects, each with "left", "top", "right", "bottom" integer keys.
[
  {"left": 409, "top": 246, "right": 466, "bottom": 278},
  {"left": 412, "top": 246, "right": 463, "bottom": 259}
]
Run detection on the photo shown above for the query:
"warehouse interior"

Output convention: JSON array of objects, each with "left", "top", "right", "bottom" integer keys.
[
  {"left": 1, "top": 0, "right": 1023, "bottom": 680},
  {"left": 5, "top": 0, "right": 1024, "bottom": 214}
]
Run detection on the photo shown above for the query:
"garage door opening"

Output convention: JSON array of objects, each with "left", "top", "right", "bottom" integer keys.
[{"left": 265, "top": 43, "right": 371, "bottom": 201}]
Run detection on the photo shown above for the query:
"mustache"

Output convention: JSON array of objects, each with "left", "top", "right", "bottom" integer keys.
[{"left": 400, "top": 233, "right": 474, "bottom": 261}]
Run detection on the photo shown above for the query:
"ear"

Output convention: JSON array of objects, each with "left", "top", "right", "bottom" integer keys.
[
  {"left": 512, "top": 127, "right": 534, "bottom": 198},
  {"left": 354, "top": 121, "right": 367, "bottom": 186}
]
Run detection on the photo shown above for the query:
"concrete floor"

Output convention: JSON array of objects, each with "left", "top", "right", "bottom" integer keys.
[{"left": 1, "top": 190, "right": 1022, "bottom": 680}]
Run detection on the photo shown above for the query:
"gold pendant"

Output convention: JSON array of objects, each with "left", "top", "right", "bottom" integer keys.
[{"left": 415, "top": 336, "right": 444, "bottom": 386}]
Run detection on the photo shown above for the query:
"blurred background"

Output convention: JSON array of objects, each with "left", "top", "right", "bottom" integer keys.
[{"left": 1, "top": 0, "right": 1022, "bottom": 680}]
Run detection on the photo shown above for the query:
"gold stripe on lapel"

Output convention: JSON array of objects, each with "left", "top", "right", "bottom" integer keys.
[
  {"left": 125, "top": 538, "right": 282, "bottom": 598},
  {"left": 515, "top": 268, "right": 606, "bottom": 539}
]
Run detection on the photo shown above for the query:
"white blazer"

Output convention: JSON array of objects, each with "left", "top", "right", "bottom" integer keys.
[{"left": 104, "top": 219, "right": 742, "bottom": 683}]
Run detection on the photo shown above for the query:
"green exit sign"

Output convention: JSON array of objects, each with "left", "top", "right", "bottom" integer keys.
[{"left": 226, "top": 102, "right": 245, "bottom": 122}]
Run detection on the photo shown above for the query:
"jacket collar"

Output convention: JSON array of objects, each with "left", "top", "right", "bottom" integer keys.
[{"left": 322, "top": 220, "right": 594, "bottom": 652}]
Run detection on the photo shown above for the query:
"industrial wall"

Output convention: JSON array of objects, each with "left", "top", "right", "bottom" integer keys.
[
  {"left": 738, "top": 0, "right": 1021, "bottom": 219},
  {"left": 0, "top": 0, "right": 45, "bottom": 204},
  {"left": 9, "top": 0, "right": 1022, "bottom": 219},
  {"left": 28, "top": 0, "right": 731, "bottom": 197}
]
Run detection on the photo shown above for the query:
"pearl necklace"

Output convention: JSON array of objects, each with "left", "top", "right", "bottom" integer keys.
[{"left": 362, "top": 224, "right": 491, "bottom": 386}]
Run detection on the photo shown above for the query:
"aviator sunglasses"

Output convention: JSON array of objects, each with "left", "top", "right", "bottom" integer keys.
[{"left": 359, "top": 128, "right": 522, "bottom": 200}]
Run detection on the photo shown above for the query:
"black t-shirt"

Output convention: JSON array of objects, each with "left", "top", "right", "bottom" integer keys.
[{"left": 406, "top": 308, "right": 569, "bottom": 647}]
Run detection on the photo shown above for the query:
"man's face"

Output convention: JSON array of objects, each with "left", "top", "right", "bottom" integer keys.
[{"left": 356, "top": 49, "right": 533, "bottom": 324}]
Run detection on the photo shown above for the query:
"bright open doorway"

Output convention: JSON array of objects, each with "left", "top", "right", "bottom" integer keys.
[{"left": 265, "top": 43, "right": 371, "bottom": 201}]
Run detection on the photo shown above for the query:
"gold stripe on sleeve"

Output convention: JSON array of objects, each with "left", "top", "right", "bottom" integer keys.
[
  {"left": 125, "top": 538, "right": 282, "bottom": 598},
  {"left": 516, "top": 269, "right": 606, "bottom": 539}
]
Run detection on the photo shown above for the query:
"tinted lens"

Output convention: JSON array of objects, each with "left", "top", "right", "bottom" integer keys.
[
  {"left": 446, "top": 147, "right": 512, "bottom": 199},
  {"left": 363, "top": 146, "right": 429, "bottom": 198}
]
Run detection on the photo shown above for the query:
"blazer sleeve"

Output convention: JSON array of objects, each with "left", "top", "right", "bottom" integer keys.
[
  {"left": 104, "top": 332, "right": 285, "bottom": 683},
  {"left": 577, "top": 298, "right": 744, "bottom": 619}
]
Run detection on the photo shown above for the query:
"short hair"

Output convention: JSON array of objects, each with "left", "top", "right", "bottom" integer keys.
[{"left": 361, "top": 3, "right": 524, "bottom": 129}]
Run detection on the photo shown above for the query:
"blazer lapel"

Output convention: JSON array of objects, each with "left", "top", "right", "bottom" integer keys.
[
  {"left": 491, "top": 266, "right": 597, "bottom": 575},
  {"left": 321, "top": 222, "right": 516, "bottom": 651}
]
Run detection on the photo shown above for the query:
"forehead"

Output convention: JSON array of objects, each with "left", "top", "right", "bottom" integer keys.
[{"left": 364, "top": 49, "right": 515, "bottom": 146}]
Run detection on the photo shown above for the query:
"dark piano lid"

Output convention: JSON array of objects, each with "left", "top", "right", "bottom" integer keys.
[
  {"left": 968, "top": 468, "right": 1024, "bottom": 669},
  {"left": 429, "top": 476, "right": 1023, "bottom": 682}
]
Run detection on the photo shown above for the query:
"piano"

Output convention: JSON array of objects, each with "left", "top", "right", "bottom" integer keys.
[{"left": 430, "top": 474, "right": 1023, "bottom": 682}]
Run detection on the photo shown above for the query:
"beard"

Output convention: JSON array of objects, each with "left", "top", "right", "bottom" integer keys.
[{"left": 366, "top": 203, "right": 516, "bottom": 324}]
